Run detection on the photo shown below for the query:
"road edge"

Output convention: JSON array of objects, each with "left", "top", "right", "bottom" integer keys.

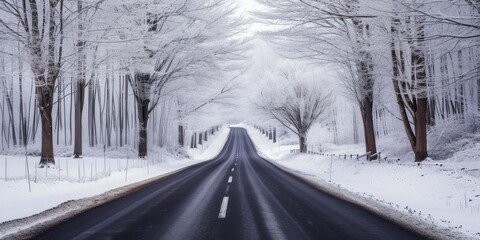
[
  {"left": 245, "top": 135, "right": 473, "bottom": 240},
  {"left": 0, "top": 128, "right": 233, "bottom": 239},
  {"left": 267, "top": 158, "right": 476, "bottom": 240},
  {"left": 0, "top": 160, "right": 210, "bottom": 240}
]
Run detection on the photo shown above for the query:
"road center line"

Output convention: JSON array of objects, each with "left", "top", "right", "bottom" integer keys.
[
  {"left": 228, "top": 176, "right": 232, "bottom": 183},
  {"left": 218, "top": 197, "right": 229, "bottom": 219},
  {"left": 231, "top": 168, "right": 234, "bottom": 172}
]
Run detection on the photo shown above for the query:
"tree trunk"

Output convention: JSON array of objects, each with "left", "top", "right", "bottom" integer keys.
[
  {"left": 391, "top": 18, "right": 417, "bottom": 153},
  {"left": 194, "top": 132, "right": 197, "bottom": 148},
  {"left": 190, "top": 134, "right": 195, "bottom": 148},
  {"left": 361, "top": 98, "right": 377, "bottom": 159},
  {"left": 353, "top": 107, "right": 359, "bottom": 144},
  {"left": 18, "top": 59, "right": 27, "bottom": 146},
  {"left": 138, "top": 119, "right": 148, "bottom": 158},
  {"left": 1, "top": 58, "right": 17, "bottom": 147},
  {"left": 137, "top": 99, "right": 149, "bottom": 158},
  {"left": 73, "top": 1, "right": 86, "bottom": 157},
  {"left": 178, "top": 125, "right": 184, "bottom": 147},
  {"left": 352, "top": 18, "right": 377, "bottom": 159},
  {"left": 415, "top": 98, "right": 428, "bottom": 161},
  {"left": 411, "top": 14, "right": 428, "bottom": 162},
  {"left": 273, "top": 127, "right": 276, "bottom": 143},
  {"left": 427, "top": 97, "right": 436, "bottom": 126},
  {"left": 73, "top": 79, "right": 85, "bottom": 158},
  {"left": 88, "top": 79, "right": 95, "bottom": 147},
  {"left": 39, "top": 104, "right": 55, "bottom": 165},
  {"left": 299, "top": 135, "right": 307, "bottom": 153}
]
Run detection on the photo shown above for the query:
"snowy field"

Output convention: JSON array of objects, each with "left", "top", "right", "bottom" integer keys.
[
  {"left": 0, "top": 127, "right": 230, "bottom": 237},
  {"left": 241, "top": 124, "right": 480, "bottom": 239}
]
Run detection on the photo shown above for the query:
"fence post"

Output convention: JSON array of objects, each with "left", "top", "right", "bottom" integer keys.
[
  {"left": 83, "top": 158, "right": 85, "bottom": 183},
  {"left": 329, "top": 154, "right": 334, "bottom": 182},
  {"left": 66, "top": 158, "right": 69, "bottom": 178},
  {"left": 58, "top": 160, "right": 61, "bottom": 181},
  {"left": 103, "top": 144, "right": 106, "bottom": 177},
  {"left": 125, "top": 157, "right": 129, "bottom": 182},
  {"left": 25, "top": 147, "right": 31, "bottom": 192},
  {"left": 35, "top": 162, "right": 37, "bottom": 183}
]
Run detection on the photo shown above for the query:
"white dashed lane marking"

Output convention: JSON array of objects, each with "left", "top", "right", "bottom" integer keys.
[
  {"left": 219, "top": 161, "right": 236, "bottom": 219},
  {"left": 218, "top": 197, "right": 229, "bottom": 218}
]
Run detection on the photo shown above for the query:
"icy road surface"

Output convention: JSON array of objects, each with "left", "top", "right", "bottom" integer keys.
[{"left": 33, "top": 128, "right": 423, "bottom": 240}]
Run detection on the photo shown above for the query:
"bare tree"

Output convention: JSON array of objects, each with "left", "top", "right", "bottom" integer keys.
[
  {"left": 388, "top": 0, "right": 479, "bottom": 161},
  {"left": 1, "top": 0, "right": 66, "bottom": 166},
  {"left": 108, "top": 0, "right": 247, "bottom": 157},
  {"left": 73, "top": 0, "right": 87, "bottom": 158},
  {"left": 258, "top": 65, "right": 331, "bottom": 152},
  {"left": 257, "top": 0, "right": 379, "bottom": 158}
]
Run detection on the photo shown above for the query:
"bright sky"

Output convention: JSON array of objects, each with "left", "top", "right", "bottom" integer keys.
[{"left": 235, "top": 0, "right": 272, "bottom": 34}]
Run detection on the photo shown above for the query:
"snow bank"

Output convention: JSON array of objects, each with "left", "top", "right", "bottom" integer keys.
[
  {"left": 243, "top": 124, "right": 480, "bottom": 239},
  {"left": 186, "top": 126, "right": 230, "bottom": 160}
]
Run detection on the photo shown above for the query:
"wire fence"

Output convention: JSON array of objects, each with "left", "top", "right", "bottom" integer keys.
[{"left": 0, "top": 148, "right": 183, "bottom": 190}]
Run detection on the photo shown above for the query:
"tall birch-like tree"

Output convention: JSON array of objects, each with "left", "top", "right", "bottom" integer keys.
[{"left": 1, "top": 0, "right": 66, "bottom": 166}]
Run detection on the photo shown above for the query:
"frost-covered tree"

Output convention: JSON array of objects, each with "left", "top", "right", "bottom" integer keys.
[
  {"left": 104, "top": 0, "right": 247, "bottom": 157},
  {"left": 73, "top": 0, "right": 100, "bottom": 158},
  {"left": 257, "top": 0, "right": 380, "bottom": 158},
  {"left": 258, "top": 64, "right": 331, "bottom": 152},
  {"left": 256, "top": 0, "right": 479, "bottom": 161},
  {"left": 387, "top": 0, "right": 479, "bottom": 161},
  {"left": 0, "top": 0, "right": 67, "bottom": 166}
]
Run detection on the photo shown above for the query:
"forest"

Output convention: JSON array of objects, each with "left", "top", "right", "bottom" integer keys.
[
  {"left": 0, "top": 0, "right": 248, "bottom": 166},
  {"left": 0, "top": 0, "right": 479, "bottom": 166}
]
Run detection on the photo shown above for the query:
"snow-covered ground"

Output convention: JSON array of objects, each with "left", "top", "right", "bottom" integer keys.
[
  {"left": 241, "top": 124, "right": 480, "bottom": 239},
  {"left": 0, "top": 127, "right": 230, "bottom": 234},
  {"left": 186, "top": 126, "right": 230, "bottom": 160}
]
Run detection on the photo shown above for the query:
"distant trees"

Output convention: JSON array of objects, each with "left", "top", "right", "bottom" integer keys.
[{"left": 258, "top": 65, "right": 331, "bottom": 152}]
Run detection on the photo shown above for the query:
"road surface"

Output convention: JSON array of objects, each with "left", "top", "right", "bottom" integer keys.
[{"left": 34, "top": 128, "right": 424, "bottom": 240}]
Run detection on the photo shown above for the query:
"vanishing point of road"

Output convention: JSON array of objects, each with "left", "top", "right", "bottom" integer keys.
[{"left": 34, "top": 127, "right": 424, "bottom": 240}]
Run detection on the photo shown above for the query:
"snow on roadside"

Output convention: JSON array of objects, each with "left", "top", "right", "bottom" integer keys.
[
  {"left": 186, "top": 126, "right": 230, "bottom": 160},
  {"left": 243, "top": 124, "right": 480, "bottom": 239},
  {"left": 0, "top": 127, "right": 230, "bottom": 228}
]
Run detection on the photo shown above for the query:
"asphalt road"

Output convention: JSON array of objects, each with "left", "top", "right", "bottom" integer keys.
[{"left": 34, "top": 127, "right": 424, "bottom": 240}]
